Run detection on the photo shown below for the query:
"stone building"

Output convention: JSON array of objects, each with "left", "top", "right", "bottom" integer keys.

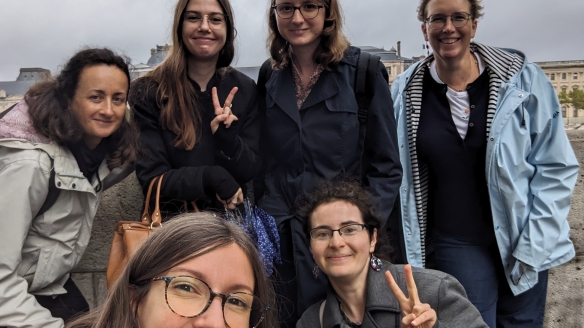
[
  {"left": 0, "top": 68, "right": 51, "bottom": 114},
  {"left": 358, "top": 42, "right": 424, "bottom": 85},
  {"left": 535, "top": 60, "right": 584, "bottom": 124}
]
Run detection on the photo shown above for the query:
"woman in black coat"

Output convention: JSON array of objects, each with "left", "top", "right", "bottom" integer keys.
[
  {"left": 257, "top": 0, "right": 402, "bottom": 326},
  {"left": 130, "top": 0, "right": 261, "bottom": 217}
]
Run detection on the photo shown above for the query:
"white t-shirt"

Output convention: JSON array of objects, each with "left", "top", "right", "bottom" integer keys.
[{"left": 429, "top": 53, "right": 486, "bottom": 139}]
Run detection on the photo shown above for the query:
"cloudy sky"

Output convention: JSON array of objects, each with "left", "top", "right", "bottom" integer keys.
[{"left": 0, "top": 0, "right": 582, "bottom": 81}]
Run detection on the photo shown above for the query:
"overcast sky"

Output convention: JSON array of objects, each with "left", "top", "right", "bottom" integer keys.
[{"left": 1, "top": 0, "right": 583, "bottom": 81}]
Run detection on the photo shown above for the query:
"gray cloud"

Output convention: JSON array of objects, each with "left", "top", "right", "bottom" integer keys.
[{"left": 1, "top": 0, "right": 583, "bottom": 81}]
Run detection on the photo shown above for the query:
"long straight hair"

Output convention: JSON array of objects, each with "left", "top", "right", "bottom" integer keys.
[
  {"left": 136, "top": 0, "right": 237, "bottom": 150},
  {"left": 267, "top": 0, "right": 349, "bottom": 70},
  {"left": 66, "top": 213, "right": 277, "bottom": 328}
]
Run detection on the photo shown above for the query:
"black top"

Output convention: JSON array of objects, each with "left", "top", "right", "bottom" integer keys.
[
  {"left": 417, "top": 67, "right": 495, "bottom": 245},
  {"left": 130, "top": 68, "right": 261, "bottom": 218}
]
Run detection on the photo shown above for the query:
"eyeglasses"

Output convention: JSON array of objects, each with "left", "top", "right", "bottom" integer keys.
[
  {"left": 309, "top": 224, "right": 368, "bottom": 241},
  {"left": 272, "top": 3, "right": 324, "bottom": 19},
  {"left": 152, "top": 276, "right": 268, "bottom": 328},
  {"left": 184, "top": 12, "right": 228, "bottom": 29},
  {"left": 425, "top": 12, "right": 472, "bottom": 30}
]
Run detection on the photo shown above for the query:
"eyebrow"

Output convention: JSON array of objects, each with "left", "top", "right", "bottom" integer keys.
[
  {"left": 168, "top": 267, "right": 254, "bottom": 293},
  {"left": 184, "top": 10, "right": 224, "bottom": 15},
  {"left": 312, "top": 220, "right": 363, "bottom": 229}
]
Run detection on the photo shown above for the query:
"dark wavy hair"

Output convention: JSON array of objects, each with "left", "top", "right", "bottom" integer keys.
[
  {"left": 135, "top": 0, "right": 237, "bottom": 150},
  {"left": 417, "top": 0, "right": 484, "bottom": 21},
  {"left": 267, "top": 0, "right": 349, "bottom": 70},
  {"left": 296, "top": 177, "right": 391, "bottom": 260},
  {"left": 24, "top": 48, "right": 138, "bottom": 169},
  {"left": 66, "top": 213, "right": 277, "bottom": 328}
]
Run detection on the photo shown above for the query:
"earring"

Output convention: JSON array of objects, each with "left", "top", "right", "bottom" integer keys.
[
  {"left": 313, "top": 265, "right": 320, "bottom": 279},
  {"left": 425, "top": 41, "right": 430, "bottom": 56},
  {"left": 370, "top": 255, "right": 382, "bottom": 272}
]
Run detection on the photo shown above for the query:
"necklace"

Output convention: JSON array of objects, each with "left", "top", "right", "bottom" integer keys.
[{"left": 441, "top": 53, "right": 479, "bottom": 92}]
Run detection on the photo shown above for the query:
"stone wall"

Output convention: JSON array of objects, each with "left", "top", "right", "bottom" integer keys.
[{"left": 71, "top": 131, "right": 584, "bottom": 326}]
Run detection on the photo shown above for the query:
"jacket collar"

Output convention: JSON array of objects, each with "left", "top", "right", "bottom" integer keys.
[{"left": 322, "top": 261, "right": 401, "bottom": 327}]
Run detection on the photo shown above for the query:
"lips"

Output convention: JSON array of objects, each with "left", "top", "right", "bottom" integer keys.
[
  {"left": 327, "top": 254, "right": 351, "bottom": 261},
  {"left": 440, "top": 38, "right": 460, "bottom": 44},
  {"left": 290, "top": 29, "right": 308, "bottom": 36}
]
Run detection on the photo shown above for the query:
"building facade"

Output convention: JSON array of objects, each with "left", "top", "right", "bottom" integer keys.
[{"left": 536, "top": 60, "right": 584, "bottom": 123}]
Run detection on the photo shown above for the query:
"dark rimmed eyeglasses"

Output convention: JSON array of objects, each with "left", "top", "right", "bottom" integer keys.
[
  {"left": 309, "top": 224, "right": 368, "bottom": 241},
  {"left": 272, "top": 3, "right": 324, "bottom": 19},
  {"left": 152, "top": 276, "right": 269, "bottom": 328},
  {"left": 425, "top": 12, "right": 472, "bottom": 30}
]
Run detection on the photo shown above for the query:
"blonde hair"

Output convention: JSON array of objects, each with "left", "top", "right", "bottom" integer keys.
[{"left": 267, "top": 0, "right": 349, "bottom": 70}]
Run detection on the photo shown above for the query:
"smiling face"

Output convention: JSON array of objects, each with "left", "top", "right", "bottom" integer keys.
[
  {"left": 274, "top": 0, "right": 326, "bottom": 54},
  {"left": 137, "top": 243, "right": 255, "bottom": 328},
  {"left": 422, "top": 0, "right": 477, "bottom": 65},
  {"left": 309, "top": 201, "right": 377, "bottom": 283},
  {"left": 181, "top": 0, "right": 227, "bottom": 63},
  {"left": 68, "top": 64, "right": 128, "bottom": 149}
]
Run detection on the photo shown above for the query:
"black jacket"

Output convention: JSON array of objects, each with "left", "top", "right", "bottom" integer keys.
[
  {"left": 257, "top": 46, "right": 402, "bottom": 322},
  {"left": 130, "top": 69, "right": 261, "bottom": 217}
]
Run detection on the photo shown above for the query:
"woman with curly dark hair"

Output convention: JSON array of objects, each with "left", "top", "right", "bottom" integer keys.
[{"left": 0, "top": 48, "right": 138, "bottom": 328}]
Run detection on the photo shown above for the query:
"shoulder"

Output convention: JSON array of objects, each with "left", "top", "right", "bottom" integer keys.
[
  {"left": 339, "top": 46, "right": 360, "bottom": 67},
  {"left": 0, "top": 142, "right": 54, "bottom": 173},
  {"left": 130, "top": 76, "right": 159, "bottom": 104},
  {"left": 221, "top": 68, "right": 257, "bottom": 89},
  {"left": 297, "top": 300, "right": 323, "bottom": 327}
]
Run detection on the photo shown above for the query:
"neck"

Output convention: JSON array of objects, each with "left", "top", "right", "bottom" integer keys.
[
  {"left": 187, "top": 57, "right": 218, "bottom": 91},
  {"left": 329, "top": 270, "right": 369, "bottom": 324},
  {"left": 435, "top": 52, "right": 478, "bottom": 91},
  {"left": 290, "top": 43, "right": 319, "bottom": 75}
]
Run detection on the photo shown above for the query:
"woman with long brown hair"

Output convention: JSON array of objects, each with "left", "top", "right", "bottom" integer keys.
[
  {"left": 130, "top": 0, "right": 261, "bottom": 217},
  {"left": 0, "top": 48, "right": 138, "bottom": 328},
  {"left": 256, "top": 0, "right": 402, "bottom": 326},
  {"left": 66, "top": 213, "right": 277, "bottom": 328}
]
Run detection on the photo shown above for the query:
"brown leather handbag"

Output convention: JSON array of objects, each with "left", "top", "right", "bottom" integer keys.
[{"left": 106, "top": 174, "right": 164, "bottom": 288}]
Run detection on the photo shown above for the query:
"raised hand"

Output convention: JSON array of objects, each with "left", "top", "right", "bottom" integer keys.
[
  {"left": 211, "top": 86, "right": 239, "bottom": 133},
  {"left": 385, "top": 264, "right": 437, "bottom": 328},
  {"left": 216, "top": 187, "right": 243, "bottom": 210}
]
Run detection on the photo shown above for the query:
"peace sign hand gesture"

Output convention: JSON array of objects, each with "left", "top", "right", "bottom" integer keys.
[
  {"left": 211, "top": 86, "right": 239, "bottom": 134},
  {"left": 385, "top": 264, "right": 437, "bottom": 328}
]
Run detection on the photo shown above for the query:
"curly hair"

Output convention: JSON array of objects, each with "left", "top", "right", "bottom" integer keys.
[
  {"left": 267, "top": 0, "right": 349, "bottom": 70},
  {"left": 296, "top": 177, "right": 391, "bottom": 260},
  {"left": 25, "top": 48, "right": 138, "bottom": 169},
  {"left": 417, "top": 0, "right": 484, "bottom": 21},
  {"left": 133, "top": 0, "right": 237, "bottom": 150}
]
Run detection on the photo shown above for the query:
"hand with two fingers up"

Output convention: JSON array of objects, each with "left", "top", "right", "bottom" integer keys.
[
  {"left": 386, "top": 264, "right": 438, "bottom": 328},
  {"left": 211, "top": 86, "right": 240, "bottom": 157}
]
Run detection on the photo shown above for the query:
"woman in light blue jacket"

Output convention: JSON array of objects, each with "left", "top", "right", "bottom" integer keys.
[{"left": 390, "top": 0, "right": 579, "bottom": 327}]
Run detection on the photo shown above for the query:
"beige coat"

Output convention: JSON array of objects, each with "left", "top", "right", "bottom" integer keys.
[{"left": 0, "top": 137, "right": 128, "bottom": 328}]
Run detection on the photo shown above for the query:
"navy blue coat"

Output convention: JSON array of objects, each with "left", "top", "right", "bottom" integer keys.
[{"left": 257, "top": 46, "right": 402, "bottom": 323}]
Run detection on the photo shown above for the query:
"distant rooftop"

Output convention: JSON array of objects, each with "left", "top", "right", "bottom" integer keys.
[
  {"left": 16, "top": 68, "right": 51, "bottom": 82},
  {"left": 147, "top": 44, "right": 171, "bottom": 67}
]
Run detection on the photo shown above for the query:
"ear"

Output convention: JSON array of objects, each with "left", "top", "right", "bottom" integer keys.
[
  {"left": 421, "top": 23, "right": 429, "bottom": 42},
  {"left": 470, "top": 19, "right": 478, "bottom": 38},
  {"left": 369, "top": 228, "right": 377, "bottom": 253}
]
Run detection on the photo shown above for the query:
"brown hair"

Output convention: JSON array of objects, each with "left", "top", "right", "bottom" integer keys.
[
  {"left": 267, "top": 0, "right": 349, "bottom": 70},
  {"left": 417, "top": 0, "right": 484, "bottom": 21},
  {"left": 136, "top": 0, "right": 237, "bottom": 150},
  {"left": 296, "top": 177, "right": 391, "bottom": 260},
  {"left": 24, "top": 48, "right": 138, "bottom": 169},
  {"left": 66, "top": 213, "right": 277, "bottom": 328}
]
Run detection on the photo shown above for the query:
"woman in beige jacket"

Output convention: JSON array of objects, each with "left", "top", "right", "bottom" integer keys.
[{"left": 0, "top": 48, "right": 138, "bottom": 328}]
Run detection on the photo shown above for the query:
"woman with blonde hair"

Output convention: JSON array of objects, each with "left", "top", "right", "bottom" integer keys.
[
  {"left": 256, "top": 0, "right": 402, "bottom": 325},
  {"left": 391, "top": 0, "right": 579, "bottom": 326},
  {"left": 130, "top": 0, "right": 261, "bottom": 217},
  {"left": 66, "top": 213, "right": 277, "bottom": 328}
]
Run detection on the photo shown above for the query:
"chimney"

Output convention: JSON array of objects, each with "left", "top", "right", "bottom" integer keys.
[
  {"left": 151, "top": 48, "right": 156, "bottom": 56},
  {"left": 397, "top": 41, "right": 401, "bottom": 58}
]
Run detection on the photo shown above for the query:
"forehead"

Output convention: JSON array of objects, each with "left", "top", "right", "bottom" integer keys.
[
  {"left": 185, "top": 0, "right": 224, "bottom": 13},
  {"left": 76, "top": 65, "right": 128, "bottom": 91},
  {"left": 426, "top": 0, "right": 471, "bottom": 14},
  {"left": 310, "top": 201, "right": 364, "bottom": 227},
  {"left": 167, "top": 243, "right": 255, "bottom": 293}
]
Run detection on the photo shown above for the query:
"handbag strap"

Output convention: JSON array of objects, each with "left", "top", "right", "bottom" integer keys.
[
  {"left": 140, "top": 174, "right": 165, "bottom": 226},
  {"left": 151, "top": 174, "right": 164, "bottom": 227}
]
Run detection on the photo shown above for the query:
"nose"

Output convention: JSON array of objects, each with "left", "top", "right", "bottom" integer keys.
[
  {"left": 101, "top": 99, "right": 115, "bottom": 117},
  {"left": 193, "top": 296, "right": 226, "bottom": 328},
  {"left": 442, "top": 17, "right": 456, "bottom": 32},
  {"left": 200, "top": 15, "right": 211, "bottom": 31},
  {"left": 291, "top": 7, "right": 304, "bottom": 24},
  {"left": 329, "top": 230, "right": 346, "bottom": 248}
]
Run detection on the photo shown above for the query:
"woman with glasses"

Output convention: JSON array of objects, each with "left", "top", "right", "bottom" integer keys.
[
  {"left": 391, "top": 0, "right": 579, "bottom": 326},
  {"left": 295, "top": 178, "right": 487, "bottom": 327},
  {"left": 257, "top": 1, "right": 402, "bottom": 326},
  {"left": 66, "top": 213, "right": 276, "bottom": 328},
  {"left": 130, "top": 0, "right": 261, "bottom": 217}
]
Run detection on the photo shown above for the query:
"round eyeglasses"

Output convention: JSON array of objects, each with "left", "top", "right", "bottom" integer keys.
[
  {"left": 425, "top": 12, "right": 471, "bottom": 30},
  {"left": 309, "top": 224, "right": 368, "bottom": 241},
  {"left": 183, "top": 12, "right": 228, "bottom": 29},
  {"left": 272, "top": 3, "right": 324, "bottom": 19},
  {"left": 152, "top": 276, "right": 269, "bottom": 328}
]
